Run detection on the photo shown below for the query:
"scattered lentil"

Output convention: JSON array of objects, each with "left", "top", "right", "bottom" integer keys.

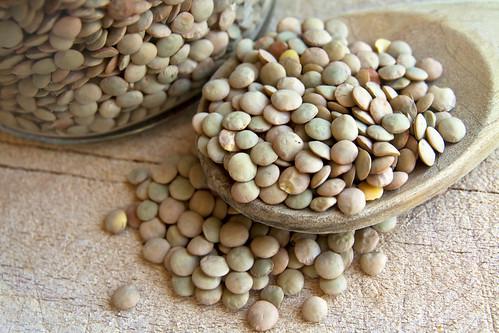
[
  {"left": 302, "top": 296, "right": 328, "bottom": 323},
  {"left": 247, "top": 300, "right": 279, "bottom": 331},
  {"left": 319, "top": 274, "right": 347, "bottom": 295},
  {"left": 374, "top": 216, "right": 398, "bottom": 233},
  {"left": 359, "top": 251, "right": 388, "bottom": 276},
  {"left": 111, "top": 284, "right": 140, "bottom": 310},
  {"left": 104, "top": 209, "right": 127, "bottom": 234}
]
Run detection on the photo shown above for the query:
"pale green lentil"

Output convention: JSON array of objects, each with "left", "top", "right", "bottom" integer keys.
[
  {"left": 192, "top": 267, "right": 221, "bottom": 290},
  {"left": 195, "top": 285, "right": 223, "bottom": 305},
  {"left": 171, "top": 275, "right": 195, "bottom": 297},
  {"left": 314, "top": 251, "right": 344, "bottom": 279},
  {"left": 277, "top": 269, "right": 304, "bottom": 295},
  {"left": 374, "top": 216, "right": 398, "bottom": 233},
  {"left": 170, "top": 248, "right": 199, "bottom": 277},
  {"left": 128, "top": 167, "right": 150, "bottom": 185},
  {"left": 222, "top": 289, "right": 249, "bottom": 311},
  {"left": 225, "top": 271, "right": 253, "bottom": 294},
  {"left": 226, "top": 246, "right": 254, "bottom": 272},
  {"left": 337, "top": 188, "right": 366, "bottom": 215},
  {"left": 327, "top": 231, "right": 354, "bottom": 253},
  {"left": 250, "top": 258, "right": 274, "bottom": 277},
  {"left": 360, "top": 251, "right": 388, "bottom": 276},
  {"left": 200, "top": 255, "right": 229, "bottom": 277},
  {"left": 176, "top": 211, "right": 204, "bottom": 238},
  {"left": 319, "top": 274, "right": 347, "bottom": 295},
  {"left": 189, "top": 190, "right": 215, "bottom": 217},
  {"left": 301, "top": 264, "right": 319, "bottom": 279},
  {"left": 202, "top": 217, "right": 222, "bottom": 243},
  {"left": 147, "top": 182, "right": 169, "bottom": 202},
  {"left": 252, "top": 275, "right": 270, "bottom": 290},
  {"left": 136, "top": 200, "right": 159, "bottom": 221},
  {"left": 437, "top": 117, "right": 466, "bottom": 143},
  {"left": 271, "top": 248, "right": 289, "bottom": 275},
  {"left": 219, "top": 220, "right": 249, "bottom": 247},
  {"left": 284, "top": 189, "right": 313, "bottom": 209},
  {"left": 250, "top": 223, "right": 270, "bottom": 238},
  {"left": 260, "top": 285, "right": 284, "bottom": 308}
]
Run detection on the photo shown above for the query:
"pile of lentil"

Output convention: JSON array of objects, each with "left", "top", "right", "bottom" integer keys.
[
  {"left": 107, "top": 153, "right": 396, "bottom": 330},
  {"left": 0, "top": 0, "right": 268, "bottom": 136},
  {"left": 194, "top": 16, "right": 467, "bottom": 215}
]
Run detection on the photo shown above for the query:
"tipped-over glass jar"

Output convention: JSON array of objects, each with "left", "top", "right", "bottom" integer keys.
[{"left": 0, "top": 0, "right": 274, "bottom": 143}]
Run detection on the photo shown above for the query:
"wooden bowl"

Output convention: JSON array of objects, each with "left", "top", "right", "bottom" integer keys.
[{"left": 198, "top": 9, "right": 499, "bottom": 233}]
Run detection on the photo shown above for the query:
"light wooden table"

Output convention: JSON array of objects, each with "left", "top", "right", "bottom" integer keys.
[{"left": 0, "top": 1, "right": 497, "bottom": 332}]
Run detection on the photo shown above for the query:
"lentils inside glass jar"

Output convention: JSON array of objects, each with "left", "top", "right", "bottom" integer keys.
[{"left": 0, "top": 0, "right": 271, "bottom": 137}]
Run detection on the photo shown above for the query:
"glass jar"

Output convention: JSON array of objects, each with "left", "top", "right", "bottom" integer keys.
[{"left": 0, "top": 0, "right": 275, "bottom": 143}]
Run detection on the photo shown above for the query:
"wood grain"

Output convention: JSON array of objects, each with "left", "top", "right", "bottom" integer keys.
[{"left": 0, "top": 1, "right": 497, "bottom": 332}]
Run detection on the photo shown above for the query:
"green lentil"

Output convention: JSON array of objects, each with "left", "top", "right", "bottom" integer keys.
[
  {"left": 277, "top": 269, "right": 304, "bottom": 295},
  {"left": 319, "top": 274, "right": 347, "bottom": 295}
]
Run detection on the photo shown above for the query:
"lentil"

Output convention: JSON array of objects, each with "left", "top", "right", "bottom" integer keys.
[
  {"left": 302, "top": 296, "right": 328, "bottom": 323},
  {"left": 111, "top": 284, "right": 140, "bottom": 310}
]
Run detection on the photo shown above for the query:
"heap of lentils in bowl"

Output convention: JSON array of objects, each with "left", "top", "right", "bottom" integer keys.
[{"left": 193, "top": 16, "right": 466, "bottom": 216}]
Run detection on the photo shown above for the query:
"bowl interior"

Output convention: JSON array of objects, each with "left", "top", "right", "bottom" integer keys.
[{"left": 200, "top": 10, "right": 498, "bottom": 233}]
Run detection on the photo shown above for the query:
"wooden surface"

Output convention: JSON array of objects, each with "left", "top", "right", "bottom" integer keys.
[{"left": 0, "top": 1, "right": 498, "bottom": 332}]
